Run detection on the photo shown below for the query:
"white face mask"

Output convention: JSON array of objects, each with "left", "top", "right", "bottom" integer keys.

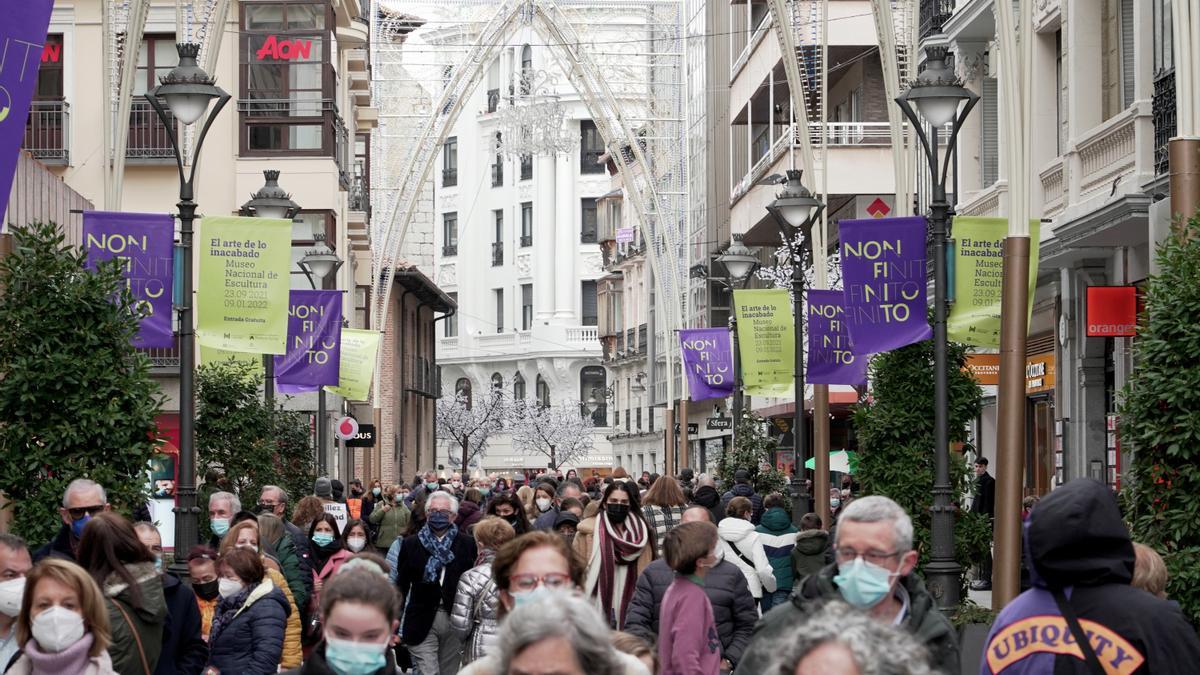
[
  {"left": 346, "top": 536, "right": 367, "bottom": 553},
  {"left": 31, "top": 606, "right": 86, "bottom": 653},
  {"left": 535, "top": 498, "right": 553, "bottom": 512},
  {"left": 218, "top": 578, "right": 245, "bottom": 599},
  {"left": 0, "top": 577, "right": 25, "bottom": 617}
]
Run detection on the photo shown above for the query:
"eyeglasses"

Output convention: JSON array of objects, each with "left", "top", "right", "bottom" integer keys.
[
  {"left": 834, "top": 547, "right": 900, "bottom": 566},
  {"left": 65, "top": 505, "right": 105, "bottom": 520},
  {"left": 508, "top": 573, "right": 572, "bottom": 593}
]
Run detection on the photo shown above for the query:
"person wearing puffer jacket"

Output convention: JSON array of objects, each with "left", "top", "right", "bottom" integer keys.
[
  {"left": 716, "top": 497, "right": 775, "bottom": 603},
  {"left": 754, "top": 495, "right": 798, "bottom": 612},
  {"left": 719, "top": 470, "right": 763, "bottom": 525},
  {"left": 206, "top": 549, "right": 290, "bottom": 675},
  {"left": 450, "top": 517, "right": 517, "bottom": 664},
  {"left": 791, "top": 512, "right": 834, "bottom": 581}
]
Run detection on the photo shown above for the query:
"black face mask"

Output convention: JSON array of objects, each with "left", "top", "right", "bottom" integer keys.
[
  {"left": 504, "top": 514, "right": 521, "bottom": 526},
  {"left": 606, "top": 503, "right": 630, "bottom": 524},
  {"left": 193, "top": 578, "right": 219, "bottom": 601}
]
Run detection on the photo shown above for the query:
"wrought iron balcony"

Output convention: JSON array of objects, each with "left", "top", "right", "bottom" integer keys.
[
  {"left": 1153, "top": 68, "right": 1176, "bottom": 178},
  {"left": 919, "top": 0, "right": 956, "bottom": 41},
  {"left": 349, "top": 172, "right": 370, "bottom": 214},
  {"left": 492, "top": 241, "right": 504, "bottom": 266},
  {"left": 140, "top": 336, "right": 181, "bottom": 373},
  {"left": 127, "top": 100, "right": 175, "bottom": 160},
  {"left": 520, "top": 234, "right": 533, "bottom": 247},
  {"left": 23, "top": 101, "right": 69, "bottom": 162}
]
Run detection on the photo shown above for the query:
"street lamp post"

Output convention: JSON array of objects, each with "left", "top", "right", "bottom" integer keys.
[
  {"left": 145, "top": 43, "right": 230, "bottom": 576},
  {"left": 240, "top": 170, "right": 301, "bottom": 414},
  {"left": 894, "top": 45, "right": 979, "bottom": 611},
  {"left": 714, "top": 237, "right": 761, "bottom": 428},
  {"left": 298, "top": 224, "right": 343, "bottom": 476},
  {"left": 764, "top": 170, "right": 824, "bottom": 527}
]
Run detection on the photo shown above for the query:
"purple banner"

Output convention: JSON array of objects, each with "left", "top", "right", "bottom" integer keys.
[
  {"left": 274, "top": 290, "right": 342, "bottom": 388},
  {"left": 679, "top": 328, "right": 735, "bottom": 401},
  {"left": 839, "top": 216, "right": 932, "bottom": 353},
  {"left": 807, "top": 289, "right": 867, "bottom": 386},
  {"left": 0, "top": 2, "right": 55, "bottom": 226},
  {"left": 83, "top": 211, "right": 175, "bottom": 349}
]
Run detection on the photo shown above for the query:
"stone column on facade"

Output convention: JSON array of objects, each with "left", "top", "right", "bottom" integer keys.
[
  {"left": 952, "top": 40, "right": 988, "bottom": 197},
  {"left": 1066, "top": 265, "right": 1109, "bottom": 481},
  {"left": 554, "top": 151, "right": 576, "bottom": 320},
  {"left": 536, "top": 154, "right": 557, "bottom": 320}
]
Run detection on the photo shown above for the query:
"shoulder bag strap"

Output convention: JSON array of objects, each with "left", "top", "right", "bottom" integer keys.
[
  {"left": 728, "top": 541, "right": 756, "bottom": 570},
  {"left": 113, "top": 599, "right": 152, "bottom": 675},
  {"left": 1050, "top": 587, "right": 1107, "bottom": 675}
]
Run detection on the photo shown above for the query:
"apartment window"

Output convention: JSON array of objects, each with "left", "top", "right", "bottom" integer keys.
[
  {"left": 980, "top": 77, "right": 999, "bottom": 188},
  {"left": 125, "top": 34, "right": 181, "bottom": 160},
  {"left": 443, "top": 136, "right": 458, "bottom": 186},
  {"left": 520, "top": 154, "right": 533, "bottom": 181},
  {"left": 444, "top": 292, "right": 458, "bottom": 337},
  {"left": 521, "top": 284, "right": 533, "bottom": 330},
  {"left": 580, "top": 120, "right": 605, "bottom": 173},
  {"left": 580, "top": 198, "right": 598, "bottom": 243},
  {"left": 25, "top": 35, "right": 67, "bottom": 162},
  {"left": 1101, "top": 0, "right": 1136, "bottom": 119},
  {"left": 492, "top": 133, "right": 504, "bottom": 187},
  {"left": 494, "top": 288, "right": 505, "bottom": 333},
  {"left": 455, "top": 377, "right": 472, "bottom": 407},
  {"left": 581, "top": 280, "right": 598, "bottom": 326},
  {"left": 536, "top": 375, "right": 551, "bottom": 408},
  {"left": 636, "top": 407, "right": 642, "bottom": 431},
  {"left": 442, "top": 213, "right": 458, "bottom": 256},
  {"left": 491, "top": 372, "right": 503, "bottom": 390},
  {"left": 492, "top": 210, "right": 504, "bottom": 266},
  {"left": 354, "top": 285, "right": 370, "bottom": 329},
  {"left": 35, "top": 35, "right": 64, "bottom": 99},
  {"left": 580, "top": 366, "right": 607, "bottom": 426},
  {"left": 1153, "top": 0, "right": 1174, "bottom": 74},
  {"left": 240, "top": 2, "right": 335, "bottom": 155},
  {"left": 1056, "top": 31, "right": 1066, "bottom": 156},
  {"left": 520, "top": 202, "right": 533, "bottom": 247},
  {"left": 520, "top": 45, "right": 533, "bottom": 95}
]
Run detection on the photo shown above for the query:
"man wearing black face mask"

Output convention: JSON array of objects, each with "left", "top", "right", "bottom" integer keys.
[{"left": 395, "top": 491, "right": 477, "bottom": 674}]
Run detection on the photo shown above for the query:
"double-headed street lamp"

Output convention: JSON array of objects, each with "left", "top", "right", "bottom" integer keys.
[
  {"left": 298, "top": 221, "right": 343, "bottom": 476},
  {"left": 241, "top": 170, "right": 301, "bottom": 413},
  {"left": 144, "top": 43, "right": 230, "bottom": 575},
  {"left": 894, "top": 45, "right": 979, "bottom": 611},
  {"left": 714, "top": 237, "right": 761, "bottom": 426},
  {"left": 765, "top": 169, "right": 824, "bottom": 526}
]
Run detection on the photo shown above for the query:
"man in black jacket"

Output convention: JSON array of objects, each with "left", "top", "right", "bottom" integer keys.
[
  {"left": 395, "top": 490, "right": 477, "bottom": 675},
  {"left": 971, "top": 457, "right": 997, "bottom": 590},
  {"left": 720, "top": 469, "right": 764, "bottom": 525},
  {"left": 134, "top": 523, "right": 208, "bottom": 675},
  {"left": 625, "top": 506, "right": 758, "bottom": 671}
]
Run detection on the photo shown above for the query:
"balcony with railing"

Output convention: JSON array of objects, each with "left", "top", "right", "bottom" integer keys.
[
  {"left": 127, "top": 101, "right": 175, "bottom": 161},
  {"left": 24, "top": 101, "right": 69, "bottom": 163},
  {"left": 520, "top": 234, "right": 533, "bottom": 247},
  {"left": 581, "top": 150, "right": 605, "bottom": 174},
  {"left": 491, "top": 162, "right": 503, "bottom": 187},
  {"left": 348, "top": 172, "right": 370, "bottom": 215},
  {"left": 566, "top": 326, "right": 599, "bottom": 344},
  {"left": 1153, "top": 69, "right": 1176, "bottom": 178},
  {"left": 919, "top": 0, "right": 956, "bottom": 41},
  {"left": 140, "top": 336, "right": 180, "bottom": 374},
  {"left": 442, "top": 243, "right": 458, "bottom": 257},
  {"left": 491, "top": 241, "right": 504, "bottom": 266}
]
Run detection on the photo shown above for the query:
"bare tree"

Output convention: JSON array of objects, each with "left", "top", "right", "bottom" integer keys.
[
  {"left": 435, "top": 380, "right": 510, "bottom": 471},
  {"left": 510, "top": 400, "right": 596, "bottom": 471}
]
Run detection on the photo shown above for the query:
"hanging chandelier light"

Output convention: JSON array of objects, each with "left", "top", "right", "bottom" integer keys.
[{"left": 495, "top": 67, "right": 573, "bottom": 157}]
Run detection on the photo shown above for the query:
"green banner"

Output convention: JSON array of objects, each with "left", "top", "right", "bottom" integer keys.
[
  {"left": 325, "top": 329, "right": 381, "bottom": 401},
  {"left": 733, "top": 289, "right": 795, "bottom": 397},
  {"left": 948, "top": 218, "right": 1040, "bottom": 347},
  {"left": 196, "top": 215, "right": 292, "bottom": 354}
]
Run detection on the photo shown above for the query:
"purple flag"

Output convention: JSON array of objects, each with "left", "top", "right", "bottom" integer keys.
[
  {"left": 807, "top": 289, "right": 868, "bottom": 386},
  {"left": 83, "top": 211, "right": 175, "bottom": 349},
  {"left": 275, "top": 290, "right": 342, "bottom": 387},
  {"left": 839, "top": 216, "right": 932, "bottom": 353},
  {"left": 679, "top": 328, "right": 735, "bottom": 401},
  {"left": 0, "top": 2, "right": 55, "bottom": 226}
]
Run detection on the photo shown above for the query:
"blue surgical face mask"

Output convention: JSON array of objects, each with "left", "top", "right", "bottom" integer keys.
[
  {"left": 512, "top": 585, "right": 555, "bottom": 608},
  {"left": 324, "top": 636, "right": 389, "bottom": 675},
  {"left": 153, "top": 556, "right": 163, "bottom": 573},
  {"left": 372, "top": 487, "right": 381, "bottom": 497},
  {"left": 830, "top": 498, "right": 841, "bottom": 510},
  {"left": 211, "top": 518, "right": 230, "bottom": 537},
  {"left": 833, "top": 557, "right": 896, "bottom": 609},
  {"left": 427, "top": 510, "right": 452, "bottom": 531},
  {"left": 426, "top": 482, "right": 440, "bottom": 491},
  {"left": 479, "top": 487, "right": 491, "bottom": 497},
  {"left": 312, "top": 532, "right": 336, "bottom": 547},
  {"left": 70, "top": 514, "right": 91, "bottom": 538}
]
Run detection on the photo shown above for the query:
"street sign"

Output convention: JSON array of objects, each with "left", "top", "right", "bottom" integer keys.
[
  {"left": 673, "top": 423, "right": 699, "bottom": 434},
  {"left": 334, "top": 416, "right": 359, "bottom": 441},
  {"left": 345, "top": 423, "right": 376, "bottom": 448},
  {"left": 706, "top": 417, "right": 733, "bottom": 430}
]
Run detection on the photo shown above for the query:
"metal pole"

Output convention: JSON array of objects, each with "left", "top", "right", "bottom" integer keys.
[
  {"left": 679, "top": 398, "right": 690, "bottom": 472},
  {"left": 791, "top": 258, "right": 810, "bottom": 526},
  {"left": 926, "top": 125, "right": 961, "bottom": 611},
  {"left": 263, "top": 355, "right": 274, "bottom": 412},
  {"left": 731, "top": 314, "right": 743, "bottom": 425},
  {"left": 814, "top": 384, "right": 830, "bottom": 528},
  {"left": 173, "top": 192, "right": 199, "bottom": 575},
  {"left": 318, "top": 389, "right": 328, "bottom": 475}
]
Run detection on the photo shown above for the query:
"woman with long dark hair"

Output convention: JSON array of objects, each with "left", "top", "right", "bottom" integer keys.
[
  {"left": 572, "top": 481, "right": 654, "bottom": 629},
  {"left": 77, "top": 511, "right": 168, "bottom": 675},
  {"left": 306, "top": 514, "right": 350, "bottom": 621},
  {"left": 485, "top": 493, "right": 530, "bottom": 536}
]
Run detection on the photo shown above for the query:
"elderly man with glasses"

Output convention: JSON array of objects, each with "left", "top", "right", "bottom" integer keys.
[
  {"left": 734, "top": 495, "right": 959, "bottom": 674},
  {"left": 33, "top": 478, "right": 111, "bottom": 563}
]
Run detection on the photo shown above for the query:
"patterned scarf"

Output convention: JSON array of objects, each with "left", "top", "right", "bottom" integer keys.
[
  {"left": 594, "top": 511, "right": 648, "bottom": 628},
  {"left": 208, "top": 585, "right": 253, "bottom": 643},
  {"left": 419, "top": 523, "right": 458, "bottom": 583}
]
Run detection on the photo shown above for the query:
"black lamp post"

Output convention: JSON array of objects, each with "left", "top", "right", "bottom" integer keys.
[
  {"left": 298, "top": 224, "right": 343, "bottom": 476},
  {"left": 764, "top": 169, "right": 824, "bottom": 526},
  {"left": 714, "top": 237, "right": 760, "bottom": 428},
  {"left": 240, "top": 170, "right": 301, "bottom": 414},
  {"left": 894, "top": 45, "right": 978, "bottom": 611},
  {"left": 144, "top": 43, "right": 230, "bottom": 576}
]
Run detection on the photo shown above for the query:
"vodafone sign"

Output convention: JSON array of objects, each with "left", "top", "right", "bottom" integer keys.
[{"left": 334, "top": 416, "right": 359, "bottom": 441}]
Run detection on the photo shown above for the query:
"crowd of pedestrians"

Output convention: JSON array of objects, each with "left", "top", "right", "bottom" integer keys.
[{"left": 0, "top": 469, "right": 1196, "bottom": 675}]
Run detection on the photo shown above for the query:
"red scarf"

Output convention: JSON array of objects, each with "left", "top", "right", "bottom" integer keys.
[{"left": 595, "top": 512, "right": 648, "bottom": 628}]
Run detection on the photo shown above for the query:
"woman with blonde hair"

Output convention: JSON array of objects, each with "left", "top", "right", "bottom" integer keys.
[
  {"left": 640, "top": 476, "right": 686, "bottom": 558},
  {"left": 218, "top": 520, "right": 302, "bottom": 668},
  {"left": 516, "top": 485, "right": 536, "bottom": 524},
  {"left": 9, "top": 558, "right": 116, "bottom": 674}
]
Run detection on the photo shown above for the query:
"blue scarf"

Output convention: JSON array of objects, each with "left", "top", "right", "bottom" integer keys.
[
  {"left": 209, "top": 585, "right": 253, "bottom": 643},
  {"left": 419, "top": 523, "right": 458, "bottom": 583}
]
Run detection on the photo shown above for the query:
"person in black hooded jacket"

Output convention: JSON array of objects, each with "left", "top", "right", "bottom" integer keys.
[
  {"left": 690, "top": 474, "right": 726, "bottom": 524},
  {"left": 720, "top": 469, "right": 763, "bottom": 525},
  {"left": 982, "top": 478, "right": 1200, "bottom": 674}
]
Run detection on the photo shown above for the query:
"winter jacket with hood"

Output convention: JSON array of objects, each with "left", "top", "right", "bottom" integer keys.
[
  {"left": 755, "top": 508, "right": 798, "bottom": 592},
  {"left": 720, "top": 484, "right": 763, "bottom": 525},
  {"left": 716, "top": 517, "right": 775, "bottom": 598},
  {"left": 790, "top": 529, "right": 834, "bottom": 580},
  {"left": 981, "top": 478, "right": 1200, "bottom": 675},
  {"left": 207, "top": 578, "right": 290, "bottom": 675},
  {"left": 624, "top": 557, "right": 759, "bottom": 667},
  {"left": 368, "top": 501, "right": 411, "bottom": 550},
  {"left": 154, "top": 572, "right": 208, "bottom": 675},
  {"left": 269, "top": 531, "right": 309, "bottom": 611},
  {"left": 103, "top": 562, "right": 168, "bottom": 675},
  {"left": 733, "top": 564, "right": 959, "bottom": 674},
  {"left": 690, "top": 486, "right": 726, "bottom": 524},
  {"left": 449, "top": 559, "right": 501, "bottom": 663}
]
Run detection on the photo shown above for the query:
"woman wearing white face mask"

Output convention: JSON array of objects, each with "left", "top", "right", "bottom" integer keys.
[
  {"left": 8, "top": 558, "right": 117, "bottom": 675},
  {"left": 280, "top": 566, "right": 403, "bottom": 675},
  {"left": 342, "top": 520, "right": 370, "bottom": 555},
  {"left": 205, "top": 549, "right": 290, "bottom": 675},
  {"left": 217, "top": 520, "right": 302, "bottom": 669}
]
